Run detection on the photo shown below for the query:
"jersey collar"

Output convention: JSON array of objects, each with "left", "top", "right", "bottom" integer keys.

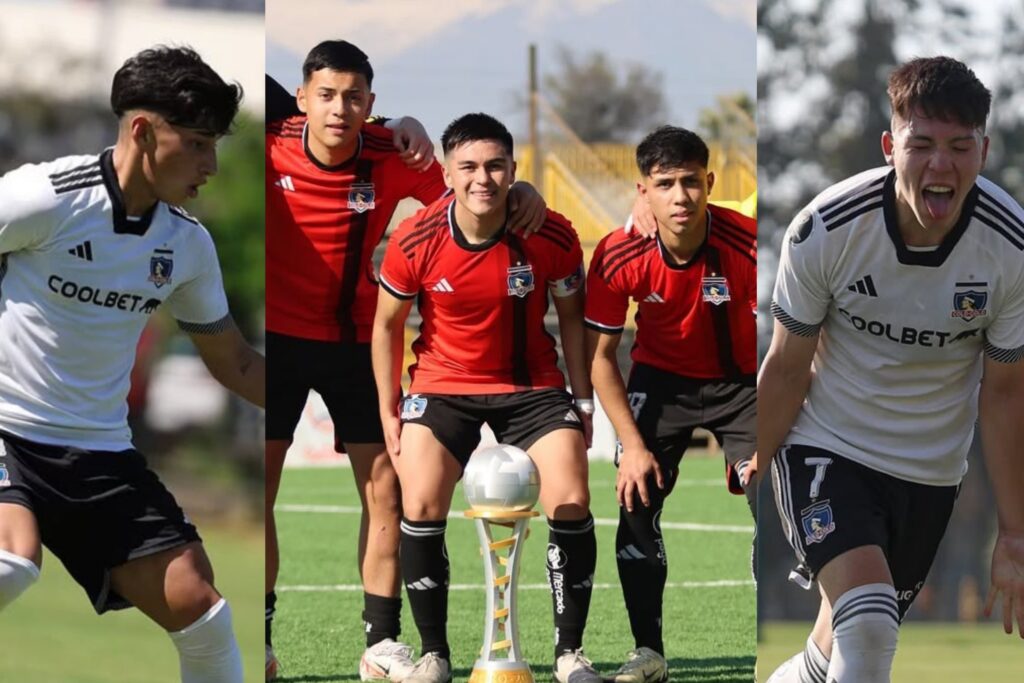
[
  {"left": 100, "top": 148, "right": 157, "bottom": 236},
  {"left": 302, "top": 123, "right": 362, "bottom": 171},
  {"left": 447, "top": 199, "right": 508, "bottom": 252},
  {"left": 882, "top": 168, "right": 978, "bottom": 267},
  {"left": 657, "top": 208, "right": 710, "bottom": 270}
]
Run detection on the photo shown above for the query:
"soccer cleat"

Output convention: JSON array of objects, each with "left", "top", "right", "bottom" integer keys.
[
  {"left": 400, "top": 652, "right": 452, "bottom": 683},
  {"left": 359, "top": 639, "right": 417, "bottom": 681},
  {"left": 765, "top": 652, "right": 802, "bottom": 682},
  {"left": 554, "top": 649, "right": 603, "bottom": 683},
  {"left": 265, "top": 644, "right": 279, "bottom": 681},
  {"left": 607, "top": 647, "right": 668, "bottom": 683}
]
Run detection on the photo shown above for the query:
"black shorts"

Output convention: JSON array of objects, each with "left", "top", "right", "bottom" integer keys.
[
  {"left": 622, "top": 363, "right": 756, "bottom": 495},
  {"left": 0, "top": 431, "right": 201, "bottom": 614},
  {"left": 399, "top": 388, "right": 584, "bottom": 467},
  {"left": 771, "top": 445, "right": 957, "bottom": 619},
  {"left": 266, "top": 332, "right": 384, "bottom": 448}
]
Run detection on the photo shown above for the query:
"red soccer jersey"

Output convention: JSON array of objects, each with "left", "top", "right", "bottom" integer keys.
[
  {"left": 585, "top": 204, "right": 757, "bottom": 379},
  {"left": 380, "top": 197, "right": 585, "bottom": 395},
  {"left": 266, "top": 117, "right": 447, "bottom": 342}
]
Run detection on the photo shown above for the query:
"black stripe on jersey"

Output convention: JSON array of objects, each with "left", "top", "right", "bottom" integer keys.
[
  {"left": 705, "top": 247, "right": 741, "bottom": 379},
  {"left": 507, "top": 234, "right": 532, "bottom": 389},
  {"left": 985, "top": 342, "right": 1024, "bottom": 364},
  {"left": 596, "top": 232, "right": 644, "bottom": 269},
  {"left": 177, "top": 314, "right": 232, "bottom": 335},
  {"left": 168, "top": 206, "right": 200, "bottom": 225},
  {"left": 825, "top": 197, "right": 884, "bottom": 232},
  {"left": 711, "top": 221, "right": 756, "bottom": 265},
  {"left": 50, "top": 162, "right": 101, "bottom": 183},
  {"left": 602, "top": 239, "right": 657, "bottom": 283},
  {"left": 771, "top": 301, "right": 820, "bottom": 337},
  {"left": 534, "top": 225, "right": 573, "bottom": 252},
  {"left": 379, "top": 276, "right": 416, "bottom": 301},
  {"left": 361, "top": 136, "right": 395, "bottom": 152},
  {"left": 975, "top": 193, "right": 1024, "bottom": 250},
  {"left": 399, "top": 210, "right": 448, "bottom": 251},
  {"left": 336, "top": 158, "right": 375, "bottom": 342},
  {"left": 399, "top": 214, "right": 449, "bottom": 258},
  {"left": 584, "top": 318, "right": 625, "bottom": 335},
  {"left": 818, "top": 174, "right": 886, "bottom": 220},
  {"left": 53, "top": 176, "right": 104, "bottom": 195}
]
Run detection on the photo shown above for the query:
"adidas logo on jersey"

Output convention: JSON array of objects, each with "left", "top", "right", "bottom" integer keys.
[
  {"left": 274, "top": 175, "right": 295, "bottom": 191},
  {"left": 847, "top": 274, "right": 878, "bottom": 296},
  {"left": 431, "top": 278, "right": 454, "bottom": 293},
  {"left": 68, "top": 241, "right": 93, "bottom": 261},
  {"left": 643, "top": 292, "right": 665, "bottom": 303}
]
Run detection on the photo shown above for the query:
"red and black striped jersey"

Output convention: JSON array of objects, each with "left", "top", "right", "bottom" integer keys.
[
  {"left": 585, "top": 204, "right": 757, "bottom": 379},
  {"left": 266, "top": 116, "right": 447, "bottom": 342},
  {"left": 380, "top": 196, "right": 584, "bottom": 395}
]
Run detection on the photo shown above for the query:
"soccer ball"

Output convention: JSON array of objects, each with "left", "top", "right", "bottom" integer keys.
[{"left": 463, "top": 444, "right": 540, "bottom": 512}]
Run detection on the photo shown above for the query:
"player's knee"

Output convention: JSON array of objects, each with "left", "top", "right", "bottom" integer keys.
[
  {"left": 547, "top": 495, "right": 589, "bottom": 521},
  {"left": 401, "top": 498, "right": 446, "bottom": 522},
  {"left": 170, "top": 598, "right": 243, "bottom": 683},
  {"left": 829, "top": 583, "right": 899, "bottom": 682},
  {"left": 0, "top": 549, "right": 40, "bottom": 611}
]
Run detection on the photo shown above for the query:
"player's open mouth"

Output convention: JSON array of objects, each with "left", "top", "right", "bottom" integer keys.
[{"left": 922, "top": 184, "right": 954, "bottom": 221}]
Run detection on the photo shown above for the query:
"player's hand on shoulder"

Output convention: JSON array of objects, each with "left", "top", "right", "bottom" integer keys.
[
  {"left": 625, "top": 192, "right": 657, "bottom": 239},
  {"left": 985, "top": 530, "right": 1024, "bottom": 638},
  {"left": 507, "top": 181, "right": 547, "bottom": 237},
  {"left": 385, "top": 117, "right": 435, "bottom": 173},
  {"left": 616, "top": 443, "right": 664, "bottom": 512}
]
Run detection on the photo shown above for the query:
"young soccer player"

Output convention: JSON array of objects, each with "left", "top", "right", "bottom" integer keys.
[
  {"left": 759, "top": 57, "right": 1024, "bottom": 683},
  {"left": 586, "top": 126, "right": 757, "bottom": 682},
  {"left": 372, "top": 113, "right": 602, "bottom": 683},
  {"left": 0, "top": 46, "right": 264, "bottom": 683}
]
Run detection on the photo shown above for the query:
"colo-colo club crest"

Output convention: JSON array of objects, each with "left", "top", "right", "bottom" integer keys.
[
  {"left": 148, "top": 249, "right": 174, "bottom": 288},
  {"left": 701, "top": 275, "right": 731, "bottom": 305},
  {"left": 348, "top": 182, "right": 375, "bottom": 213},
  {"left": 952, "top": 283, "right": 988, "bottom": 322},
  {"left": 507, "top": 264, "right": 535, "bottom": 298}
]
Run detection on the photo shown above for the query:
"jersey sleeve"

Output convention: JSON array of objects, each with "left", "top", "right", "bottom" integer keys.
[
  {"left": 771, "top": 207, "right": 832, "bottom": 336},
  {"left": 406, "top": 160, "right": 448, "bottom": 206},
  {"left": 0, "top": 164, "right": 60, "bottom": 254},
  {"left": 547, "top": 222, "right": 584, "bottom": 298},
  {"left": 163, "top": 227, "right": 231, "bottom": 328},
  {"left": 584, "top": 236, "right": 631, "bottom": 334},
  {"left": 378, "top": 226, "right": 420, "bottom": 300},
  {"left": 984, "top": 269, "right": 1024, "bottom": 363}
]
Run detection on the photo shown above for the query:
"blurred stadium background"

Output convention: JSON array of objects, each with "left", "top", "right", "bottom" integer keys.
[
  {"left": 266, "top": 0, "right": 757, "bottom": 680},
  {"left": 0, "top": 1, "right": 264, "bottom": 681},
  {"left": 756, "top": 0, "right": 1024, "bottom": 679}
]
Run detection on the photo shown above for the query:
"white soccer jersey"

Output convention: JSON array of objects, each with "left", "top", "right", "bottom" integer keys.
[
  {"left": 0, "top": 150, "right": 230, "bottom": 450},
  {"left": 773, "top": 166, "right": 1024, "bottom": 486}
]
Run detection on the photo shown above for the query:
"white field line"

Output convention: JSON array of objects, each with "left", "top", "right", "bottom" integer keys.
[
  {"left": 279, "top": 580, "right": 754, "bottom": 593},
  {"left": 276, "top": 504, "right": 754, "bottom": 534}
]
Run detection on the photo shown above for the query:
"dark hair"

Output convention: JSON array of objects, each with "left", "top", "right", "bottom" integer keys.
[
  {"left": 111, "top": 46, "right": 242, "bottom": 136},
  {"left": 636, "top": 126, "right": 709, "bottom": 176},
  {"left": 302, "top": 40, "right": 374, "bottom": 87},
  {"left": 441, "top": 113, "right": 514, "bottom": 157},
  {"left": 887, "top": 57, "right": 991, "bottom": 130}
]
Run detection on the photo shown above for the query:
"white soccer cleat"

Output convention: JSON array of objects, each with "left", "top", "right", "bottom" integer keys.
[
  {"left": 607, "top": 647, "right": 668, "bottom": 683},
  {"left": 765, "top": 651, "right": 802, "bottom": 682},
  {"left": 265, "top": 644, "right": 279, "bottom": 682},
  {"left": 400, "top": 652, "right": 452, "bottom": 683},
  {"left": 554, "top": 649, "right": 603, "bottom": 683},
  {"left": 359, "top": 639, "right": 418, "bottom": 681}
]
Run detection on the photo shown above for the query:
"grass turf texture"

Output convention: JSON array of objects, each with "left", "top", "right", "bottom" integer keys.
[
  {"left": 1, "top": 522, "right": 263, "bottom": 683},
  {"left": 758, "top": 622, "right": 1024, "bottom": 682},
  {"left": 273, "top": 456, "right": 755, "bottom": 682}
]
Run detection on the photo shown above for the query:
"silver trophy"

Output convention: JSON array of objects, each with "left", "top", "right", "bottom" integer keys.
[{"left": 463, "top": 444, "right": 541, "bottom": 683}]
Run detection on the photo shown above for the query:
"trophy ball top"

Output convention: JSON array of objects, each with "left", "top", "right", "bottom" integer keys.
[{"left": 463, "top": 444, "right": 541, "bottom": 512}]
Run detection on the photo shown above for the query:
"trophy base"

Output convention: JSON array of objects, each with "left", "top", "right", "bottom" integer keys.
[{"left": 468, "top": 660, "right": 535, "bottom": 683}]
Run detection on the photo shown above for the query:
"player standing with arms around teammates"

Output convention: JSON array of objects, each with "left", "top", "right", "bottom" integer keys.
[
  {"left": 0, "top": 46, "right": 264, "bottom": 682},
  {"left": 264, "top": 40, "right": 547, "bottom": 681},
  {"left": 758, "top": 57, "right": 1024, "bottom": 683},
  {"left": 585, "top": 126, "right": 757, "bottom": 683},
  {"left": 372, "top": 113, "right": 603, "bottom": 683}
]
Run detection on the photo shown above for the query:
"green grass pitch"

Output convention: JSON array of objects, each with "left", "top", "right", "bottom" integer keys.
[
  {"left": 272, "top": 456, "right": 756, "bottom": 682},
  {"left": 758, "top": 622, "right": 1024, "bottom": 682},
  {"left": 0, "top": 522, "right": 263, "bottom": 682}
]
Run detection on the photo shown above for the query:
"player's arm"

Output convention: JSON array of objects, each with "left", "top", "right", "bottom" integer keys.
[
  {"left": 978, "top": 352, "right": 1024, "bottom": 637},
  {"left": 507, "top": 182, "right": 547, "bottom": 237},
  {"left": 754, "top": 319, "right": 818, "bottom": 479},
  {"left": 552, "top": 287, "right": 594, "bottom": 443},
  {"left": 186, "top": 318, "right": 265, "bottom": 408},
  {"left": 624, "top": 190, "right": 658, "bottom": 238},
  {"left": 586, "top": 328, "right": 662, "bottom": 511},
  {"left": 383, "top": 117, "right": 434, "bottom": 173},
  {"left": 371, "top": 288, "right": 414, "bottom": 458}
]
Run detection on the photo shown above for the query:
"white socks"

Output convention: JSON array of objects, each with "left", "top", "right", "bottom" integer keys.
[
  {"left": 0, "top": 548, "right": 40, "bottom": 610},
  {"left": 828, "top": 583, "right": 899, "bottom": 682},
  {"left": 169, "top": 598, "right": 243, "bottom": 683}
]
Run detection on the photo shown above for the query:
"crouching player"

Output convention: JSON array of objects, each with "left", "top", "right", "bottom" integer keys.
[
  {"left": 586, "top": 126, "right": 757, "bottom": 682},
  {"left": 372, "top": 113, "right": 603, "bottom": 683}
]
